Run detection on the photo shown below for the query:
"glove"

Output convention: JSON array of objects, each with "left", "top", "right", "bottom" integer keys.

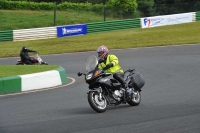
[
  {"left": 98, "top": 58, "right": 104, "bottom": 63},
  {"left": 103, "top": 63, "right": 113, "bottom": 70},
  {"left": 77, "top": 72, "right": 82, "bottom": 76}
]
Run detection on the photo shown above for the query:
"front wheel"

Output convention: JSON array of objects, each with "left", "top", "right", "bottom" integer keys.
[
  {"left": 41, "top": 61, "right": 48, "bottom": 65},
  {"left": 127, "top": 91, "right": 141, "bottom": 106},
  {"left": 88, "top": 91, "right": 107, "bottom": 113}
]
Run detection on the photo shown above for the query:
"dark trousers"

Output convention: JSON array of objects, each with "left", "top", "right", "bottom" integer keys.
[{"left": 113, "top": 72, "right": 126, "bottom": 88}]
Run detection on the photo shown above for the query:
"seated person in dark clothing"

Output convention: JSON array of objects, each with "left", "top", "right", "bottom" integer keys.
[{"left": 20, "top": 46, "right": 38, "bottom": 65}]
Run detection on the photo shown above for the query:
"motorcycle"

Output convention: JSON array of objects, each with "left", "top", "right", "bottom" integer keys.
[
  {"left": 77, "top": 55, "right": 145, "bottom": 113},
  {"left": 16, "top": 53, "right": 48, "bottom": 65}
]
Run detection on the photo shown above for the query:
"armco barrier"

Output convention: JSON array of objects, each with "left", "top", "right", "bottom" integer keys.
[
  {"left": 0, "top": 30, "right": 13, "bottom": 42},
  {"left": 196, "top": 11, "right": 200, "bottom": 21},
  {"left": 0, "top": 11, "right": 199, "bottom": 43},
  {"left": 192, "top": 12, "right": 196, "bottom": 21},
  {"left": 0, "top": 67, "right": 67, "bottom": 95},
  {"left": 87, "top": 18, "right": 140, "bottom": 33},
  {"left": 13, "top": 26, "right": 57, "bottom": 42}
]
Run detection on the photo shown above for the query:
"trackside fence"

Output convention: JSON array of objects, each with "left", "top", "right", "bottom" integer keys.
[
  {"left": 0, "top": 12, "right": 199, "bottom": 42},
  {"left": 0, "top": 30, "right": 13, "bottom": 42},
  {"left": 196, "top": 11, "right": 200, "bottom": 21},
  {"left": 13, "top": 27, "right": 57, "bottom": 42},
  {"left": 87, "top": 18, "right": 140, "bottom": 33}
]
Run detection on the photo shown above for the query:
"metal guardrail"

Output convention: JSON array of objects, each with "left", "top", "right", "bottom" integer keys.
[
  {"left": 196, "top": 11, "right": 200, "bottom": 21},
  {"left": 0, "top": 11, "right": 199, "bottom": 42},
  {"left": 0, "top": 30, "right": 13, "bottom": 42},
  {"left": 87, "top": 18, "right": 140, "bottom": 33},
  {"left": 13, "top": 27, "right": 57, "bottom": 42}
]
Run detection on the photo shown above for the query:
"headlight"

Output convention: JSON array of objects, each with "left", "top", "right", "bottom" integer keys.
[
  {"left": 86, "top": 73, "right": 93, "bottom": 80},
  {"left": 94, "top": 70, "right": 99, "bottom": 77}
]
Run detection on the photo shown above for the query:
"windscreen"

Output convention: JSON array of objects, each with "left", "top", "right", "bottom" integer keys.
[{"left": 85, "top": 55, "right": 98, "bottom": 73}]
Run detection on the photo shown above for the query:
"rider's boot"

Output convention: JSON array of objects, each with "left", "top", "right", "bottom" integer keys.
[
  {"left": 120, "top": 88, "right": 126, "bottom": 103},
  {"left": 121, "top": 83, "right": 131, "bottom": 102},
  {"left": 124, "top": 83, "right": 132, "bottom": 101}
]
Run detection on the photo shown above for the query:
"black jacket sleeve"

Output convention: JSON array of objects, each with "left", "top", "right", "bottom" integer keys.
[{"left": 27, "top": 49, "right": 37, "bottom": 52}]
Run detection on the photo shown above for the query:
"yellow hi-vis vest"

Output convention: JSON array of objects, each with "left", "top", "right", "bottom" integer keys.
[{"left": 98, "top": 54, "right": 124, "bottom": 73}]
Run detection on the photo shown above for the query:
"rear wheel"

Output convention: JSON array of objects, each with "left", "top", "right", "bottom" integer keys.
[
  {"left": 127, "top": 90, "right": 141, "bottom": 106},
  {"left": 88, "top": 91, "right": 107, "bottom": 113}
]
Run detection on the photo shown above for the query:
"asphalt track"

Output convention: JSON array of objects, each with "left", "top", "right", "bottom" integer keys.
[{"left": 0, "top": 44, "right": 200, "bottom": 133}]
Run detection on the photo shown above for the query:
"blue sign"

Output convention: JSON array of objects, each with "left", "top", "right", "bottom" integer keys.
[{"left": 57, "top": 24, "right": 87, "bottom": 38}]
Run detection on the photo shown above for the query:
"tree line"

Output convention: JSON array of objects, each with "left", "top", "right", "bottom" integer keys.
[
  {"left": 25, "top": 0, "right": 200, "bottom": 4},
  {"left": 5, "top": 0, "right": 200, "bottom": 17}
]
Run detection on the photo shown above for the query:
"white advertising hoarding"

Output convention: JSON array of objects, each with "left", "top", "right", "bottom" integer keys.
[{"left": 141, "top": 13, "right": 193, "bottom": 28}]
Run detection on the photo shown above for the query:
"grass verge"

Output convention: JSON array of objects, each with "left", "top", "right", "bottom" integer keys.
[
  {"left": 0, "top": 21, "right": 200, "bottom": 58},
  {"left": 0, "top": 9, "right": 114, "bottom": 30},
  {"left": 0, "top": 21, "right": 200, "bottom": 78},
  {"left": 0, "top": 65, "right": 59, "bottom": 78}
]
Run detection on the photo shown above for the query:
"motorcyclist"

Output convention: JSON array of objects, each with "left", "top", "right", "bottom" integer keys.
[
  {"left": 20, "top": 46, "right": 38, "bottom": 65},
  {"left": 97, "top": 45, "right": 130, "bottom": 98}
]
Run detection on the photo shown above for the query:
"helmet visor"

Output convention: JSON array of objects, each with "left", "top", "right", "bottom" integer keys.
[{"left": 98, "top": 51, "right": 104, "bottom": 58}]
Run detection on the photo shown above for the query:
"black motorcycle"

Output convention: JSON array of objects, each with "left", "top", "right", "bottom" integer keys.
[{"left": 78, "top": 55, "right": 145, "bottom": 113}]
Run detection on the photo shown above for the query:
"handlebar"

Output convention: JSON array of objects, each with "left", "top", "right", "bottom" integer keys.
[
  {"left": 124, "top": 69, "right": 135, "bottom": 73},
  {"left": 77, "top": 72, "right": 86, "bottom": 76}
]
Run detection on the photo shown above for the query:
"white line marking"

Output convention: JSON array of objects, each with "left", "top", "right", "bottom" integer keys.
[{"left": 0, "top": 77, "right": 76, "bottom": 97}]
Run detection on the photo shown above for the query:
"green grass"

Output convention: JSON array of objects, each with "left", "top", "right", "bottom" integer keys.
[
  {"left": 0, "top": 65, "right": 59, "bottom": 78},
  {"left": 0, "top": 21, "right": 200, "bottom": 58},
  {"left": 0, "top": 10, "right": 115, "bottom": 30}
]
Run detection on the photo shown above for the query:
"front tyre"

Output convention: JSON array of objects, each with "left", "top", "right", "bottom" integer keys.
[
  {"left": 88, "top": 91, "right": 107, "bottom": 113},
  {"left": 127, "top": 91, "right": 141, "bottom": 106},
  {"left": 41, "top": 61, "right": 48, "bottom": 65}
]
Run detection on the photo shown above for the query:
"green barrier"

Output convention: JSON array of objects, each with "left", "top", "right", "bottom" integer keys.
[
  {"left": 0, "top": 67, "right": 68, "bottom": 95},
  {"left": 0, "top": 76, "right": 21, "bottom": 94},
  {"left": 3, "top": 76, "right": 21, "bottom": 94},
  {"left": 196, "top": 11, "right": 200, "bottom": 21},
  {"left": 0, "top": 78, "right": 4, "bottom": 94},
  {"left": 87, "top": 18, "right": 141, "bottom": 33},
  {"left": 57, "top": 67, "right": 68, "bottom": 84},
  {"left": 0, "top": 30, "right": 13, "bottom": 42}
]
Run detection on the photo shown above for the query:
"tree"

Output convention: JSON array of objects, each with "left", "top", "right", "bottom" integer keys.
[
  {"left": 154, "top": 0, "right": 199, "bottom": 15},
  {"left": 137, "top": 0, "right": 154, "bottom": 17},
  {"left": 107, "top": 0, "right": 138, "bottom": 18}
]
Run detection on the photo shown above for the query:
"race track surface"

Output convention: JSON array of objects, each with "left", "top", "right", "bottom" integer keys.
[{"left": 0, "top": 44, "right": 200, "bottom": 133}]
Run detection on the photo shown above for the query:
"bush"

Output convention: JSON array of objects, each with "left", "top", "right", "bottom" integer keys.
[
  {"left": 0, "top": 0, "right": 55, "bottom": 10},
  {"left": 0, "top": 0, "right": 138, "bottom": 17},
  {"left": 57, "top": 2, "right": 92, "bottom": 11},
  {"left": 106, "top": 0, "right": 137, "bottom": 18}
]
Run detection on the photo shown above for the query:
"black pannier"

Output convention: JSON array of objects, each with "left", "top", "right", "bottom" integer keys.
[{"left": 130, "top": 72, "right": 145, "bottom": 91}]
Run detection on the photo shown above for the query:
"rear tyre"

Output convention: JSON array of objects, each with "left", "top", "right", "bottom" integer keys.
[
  {"left": 127, "top": 91, "right": 141, "bottom": 106},
  {"left": 88, "top": 91, "right": 107, "bottom": 113}
]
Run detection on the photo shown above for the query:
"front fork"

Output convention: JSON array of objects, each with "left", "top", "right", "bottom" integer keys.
[{"left": 87, "top": 87, "right": 103, "bottom": 100}]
